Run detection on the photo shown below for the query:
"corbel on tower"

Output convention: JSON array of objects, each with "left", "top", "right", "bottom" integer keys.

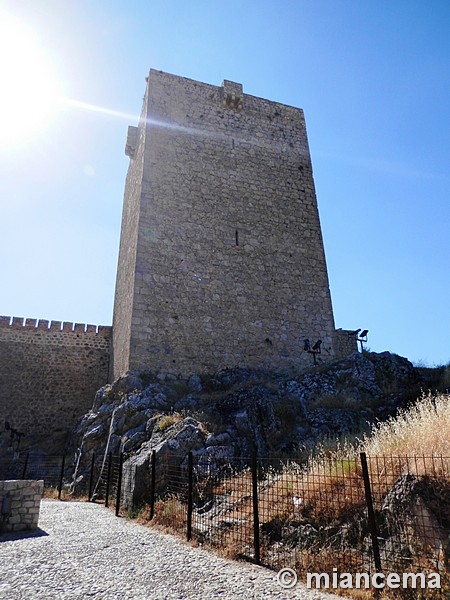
[{"left": 125, "top": 126, "right": 138, "bottom": 158}]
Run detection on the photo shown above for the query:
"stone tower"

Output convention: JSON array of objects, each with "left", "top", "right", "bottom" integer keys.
[{"left": 112, "top": 70, "right": 337, "bottom": 379}]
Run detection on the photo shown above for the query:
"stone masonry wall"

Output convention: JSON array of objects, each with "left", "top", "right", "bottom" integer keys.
[
  {"left": 0, "top": 316, "right": 111, "bottom": 449},
  {"left": 334, "top": 328, "right": 359, "bottom": 358},
  {"left": 111, "top": 92, "right": 149, "bottom": 379},
  {"left": 0, "top": 479, "right": 43, "bottom": 533},
  {"left": 113, "top": 70, "right": 337, "bottom": 377}
]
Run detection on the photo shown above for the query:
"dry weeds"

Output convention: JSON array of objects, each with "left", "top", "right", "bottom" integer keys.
[
  {"left": 144, "top": 392, "right": 450, "bottom": 598},
  {"left": 361, "top": 393, "right": 450, "bottom": 471}
]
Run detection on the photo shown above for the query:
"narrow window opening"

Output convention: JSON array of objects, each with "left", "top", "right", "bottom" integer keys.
[
  {"left": 231, "top": 137, "right": 235, "bottom": 149},
  {"left": 235, "top": 230, "right": 239, "bottom": 246}
]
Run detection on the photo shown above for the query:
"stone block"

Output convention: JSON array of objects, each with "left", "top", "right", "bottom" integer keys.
[
  {"left": 7, "top": 515, "right": 21, "bottom": 525},
  {"left": 1, "top": 481, "right": 19, "bottom": 491},
  {"left": 22, "top": 515, "right": 35, "bottom": 523}
]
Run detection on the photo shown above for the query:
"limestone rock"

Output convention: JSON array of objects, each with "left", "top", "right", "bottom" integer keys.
[
  {"left": 70, "top": 352, "right": 423, "bottom": 496},
  {"left": 187, "top": 374, "right": 202, "bottom": 393},
  {"left": 122, "top": 416, "right": 207, "bottom": 508}
]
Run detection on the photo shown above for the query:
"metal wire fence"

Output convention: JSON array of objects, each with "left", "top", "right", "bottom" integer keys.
[
  {"left": 1, "top": 449, "right": 449, "bottom": 595},
  {"left": 366, "top": 455, "right": 450, "bottom": 577},
  {"left": 0, "top": 450, "right": 124, "bottom": 507},
  {"left": 149, "top": 452, "right": 450, "bottom": 595},
  {"left": 190, "top": 455, "right": 256, "bottom": 560},
  {"left": 0, "top": 452, "right": 70, "bottom": 496},
  {"left": 150, "top": 454, "right": 190, "bottom": 534},
  {"left": 87, "top": 452, "right": 123, "bottom": 512}
]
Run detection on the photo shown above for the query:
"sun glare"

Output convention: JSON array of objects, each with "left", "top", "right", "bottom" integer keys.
[{"left": 0, "top": 13, "right": 62, "bottom": 147}]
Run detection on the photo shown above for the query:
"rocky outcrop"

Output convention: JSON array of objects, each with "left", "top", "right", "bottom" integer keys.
[
  {"left": 69, "top": 351, "right": 423, "bottom": 499},
  {"left": 381, "top": 473, "right": 450, "bottom": 563},
  {"left": 121, "top": 416, "right": 208, "bottom": 507}
]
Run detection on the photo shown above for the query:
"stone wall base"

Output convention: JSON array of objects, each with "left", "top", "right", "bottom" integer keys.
[{"left": 0, "top": 479, "right": 44, "bottom": 533}]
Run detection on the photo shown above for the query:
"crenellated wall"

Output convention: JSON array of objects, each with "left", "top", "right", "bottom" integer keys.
[
  {"left": 0, "top": 316, "right": 111, "bottom": 450},
  {"left": 0, "top": 71, "right": 358, "bottom": 452}
]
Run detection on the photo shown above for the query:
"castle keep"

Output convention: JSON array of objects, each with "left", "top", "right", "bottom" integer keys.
[
  {"left": 0, "top": 70, "right": 353, "bottom": 448},
  {"left": 112, "top": 70, "right": 337, "bottom": 378}
]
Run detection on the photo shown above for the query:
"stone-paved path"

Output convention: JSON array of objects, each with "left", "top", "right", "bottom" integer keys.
[{"left": 0, "top": 500, "right": 340, "bottom": 599}]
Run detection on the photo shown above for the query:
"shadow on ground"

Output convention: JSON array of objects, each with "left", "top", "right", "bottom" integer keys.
[{"left": 0, "top": 527, "right": 48, "bottom": 542}]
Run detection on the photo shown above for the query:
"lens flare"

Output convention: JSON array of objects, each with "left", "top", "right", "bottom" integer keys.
[{"left": 0, "top": 12, "right": 63, "bottom": 147}]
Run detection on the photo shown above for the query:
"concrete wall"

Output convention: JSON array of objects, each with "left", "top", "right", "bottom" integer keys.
[
  {"left": 112, "top": 70, "right": 337, "bottom": 378},
  {"left": 0, "top": 316, "right": 111, "bottom": 450},
  {"left": 0, "top": 479, "right": 43, "bottom": 532}
]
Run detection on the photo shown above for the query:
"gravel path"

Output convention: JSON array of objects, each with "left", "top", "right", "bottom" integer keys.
[{"left": 0, "top": 500, "right": 340, "bottom": 599}]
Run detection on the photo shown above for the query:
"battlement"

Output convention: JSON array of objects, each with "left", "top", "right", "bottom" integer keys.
[
  {"left": 0, "top": 315, "right": 112, "bottom": 447},
  {"left": 0, "top": 315, "right": 111, "bottom": 337},
  {"left": 0, "top": 69, "right": 351, "bottom": 450}
]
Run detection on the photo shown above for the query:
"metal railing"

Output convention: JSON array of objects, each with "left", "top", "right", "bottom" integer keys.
[
  {"left": 1, "top": 449, "right": 449, "bottom": 594},
  {"left": 147, "top": 451, "right": 450, "bottom": 594}
]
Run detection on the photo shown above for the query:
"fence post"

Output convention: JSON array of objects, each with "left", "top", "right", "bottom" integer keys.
[
  {"left": 251, "top": 452, "right": 261, "bottom": 565},
  {"left": 88, "top": 452, "right": 95, "bottom": 502},
  {"left": 149, "top": 449, "right": 156, "bottom": 520},
  {"left": 58, "top": 455, "right": 66, "bottom": 500},
  {"left": 105, "top": 452, "right": 112, "bottom": 508},
  {"left": 21, "top": 453, "right": 29, "bottom": 480},
  {"left": 187, "top": 451, "right": 193, "bottom": 541},
  {"left": 360, "top": 452, "right": 382, "bottom": 572},
  {"left": 115, "top": 452, "right": 124, "bottom": 517}
]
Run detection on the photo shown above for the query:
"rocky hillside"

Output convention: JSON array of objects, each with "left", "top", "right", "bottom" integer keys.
[{"left": 70, "top": 351, "right": 439, "bottom": 492}]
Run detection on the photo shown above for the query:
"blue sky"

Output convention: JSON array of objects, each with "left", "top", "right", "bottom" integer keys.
[{"left": 0, "top": 0, "right": 448, "bottom": 366}]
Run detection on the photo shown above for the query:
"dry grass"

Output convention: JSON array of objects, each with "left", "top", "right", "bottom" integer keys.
[
  {"left": 151, "top": 497, "right": 186, "bottom": 532},
  {"left": 361, "top": 393, "right": 450, "bottom": 463},
  {"left": 262, "top": 459, "right": 366, "bottom": 524},
  {"left": 212, "top": 467, "right": 252, "bottom": 497},
  {"left": 177, "top": 393, "right": 450, "bottom": 559},
  {"left": 43, "top": 487, "right": 89, "bottom": 501},
  {"left": 132, "top": 503, "right": 152, "bottom": 523},
  {"left": 155, "top": 413, "right": 184, "bottom": 432},
  {"left": 43, "top": 487, "right": 60, "bottom": 499},
  {"left": 356, "top": 392, "right": 450, "bottom": 500},
  {"left": 283, "top": 393, "right": 450, "bottom": 517},
  {"left": 140, "top": 392, "right": 450, "bottom": 598}
]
